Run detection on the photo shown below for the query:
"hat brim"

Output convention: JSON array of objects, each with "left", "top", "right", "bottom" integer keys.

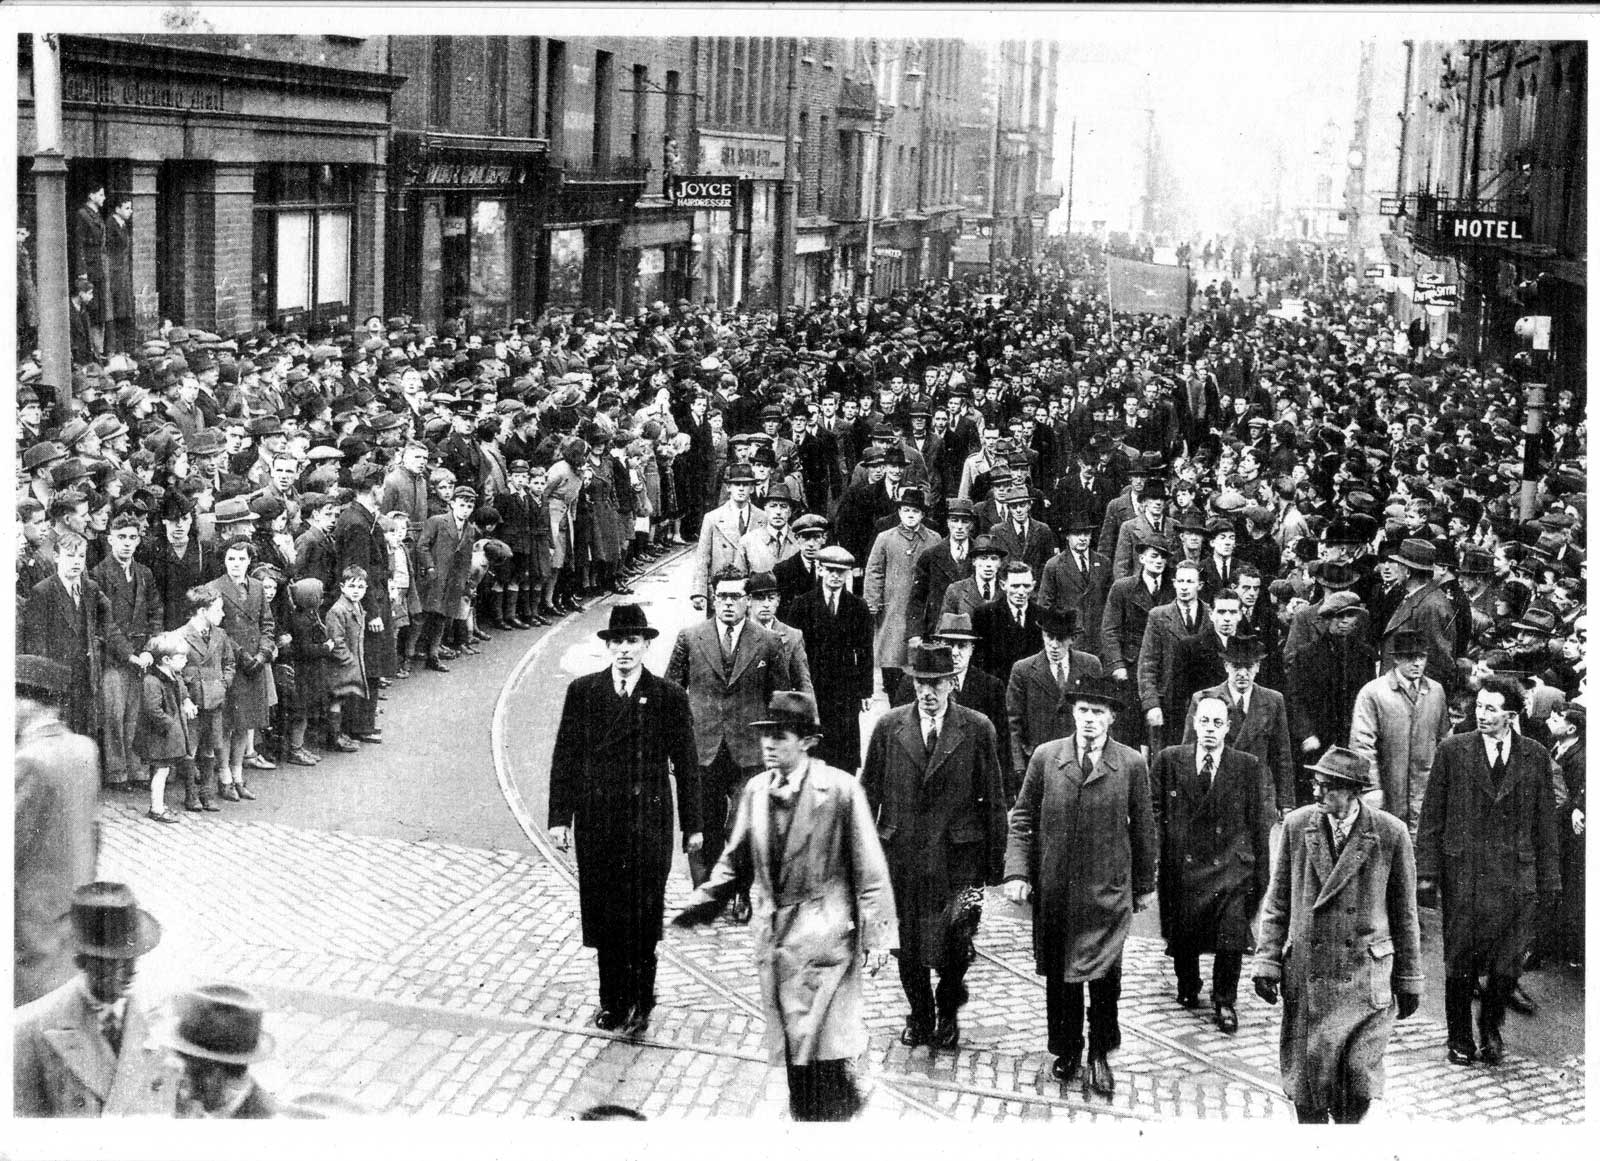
[
  {"left": 72, "top": 909, "right": 162, "bottom": 959},
  {"left": 1387, "top": 553, "right": 1434, "bottom": 570},
  {"left": 750, "top": 717, "right": 823, "bottom": 736},
  {"left": 1066, "top": 692, "right": 1123, "bottom": 711},
  {"left": 904, "top": 666, "right": 961, "bottom": 681},
  {"left": 1306, "top": 764, "right": 1372, "bottom": 788},
  {"left": 932, "top": 631, "right": 982, "bottom": 642},
  {"left": 167, "top": 1026, "right": 275, "bottom": 1066},
  {"left": 596, "top": 627, "right": 659, "bottom": 641}
]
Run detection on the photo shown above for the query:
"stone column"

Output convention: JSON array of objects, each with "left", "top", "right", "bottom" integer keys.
[{"left": 128, "top": 160, "right": 160, "bottom": 341}]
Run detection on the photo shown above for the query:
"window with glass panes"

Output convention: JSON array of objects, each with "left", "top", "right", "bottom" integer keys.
[{"left": 253, "top": 164, "right": 355, "bottom": 334}]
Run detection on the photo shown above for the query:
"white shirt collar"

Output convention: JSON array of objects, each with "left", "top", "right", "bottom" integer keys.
[
  {"left": 1483, "top": 731, "right": 1513, "bottom": 762},
  {"left": 614, "top": 667, "right": 640, "bottom": 697}
]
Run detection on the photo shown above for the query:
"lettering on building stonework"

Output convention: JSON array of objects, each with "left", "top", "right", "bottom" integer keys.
[{"left": 63, "top": 72, "right": 228, "bottom": 112}]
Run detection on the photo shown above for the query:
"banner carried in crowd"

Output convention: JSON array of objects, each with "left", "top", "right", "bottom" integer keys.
[{"left": 1105, "top": 255, "right": 1191, "bottom": 317}]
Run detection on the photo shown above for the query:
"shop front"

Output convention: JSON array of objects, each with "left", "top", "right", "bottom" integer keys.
[
  {"left": 621, "top": 211, "right": 693, "bottom": 314},
  {"left": 794, "top": 227, "right": 833, "bottom": 307},
  {"left": 695, "top": 129, "right": 786, "bottom": 309},
  {"left": 387, "top": 132, "right": 547, "bottom": 334},
  {"left": 543, "top": 167, "right": 650, "bottom": 312}
]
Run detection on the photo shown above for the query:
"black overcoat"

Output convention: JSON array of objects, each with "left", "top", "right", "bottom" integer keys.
[{"left": 788, "top": 587, "right": 875, "bottom": 771}]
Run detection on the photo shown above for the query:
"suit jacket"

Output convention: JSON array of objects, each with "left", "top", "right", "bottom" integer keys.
[
  {"left": 758, "top": 618, "right": 816, "bottom": 700},
  {"left": 12, "top": 981, "right": 179, "bottom": 1117},
  {"left": 1038, "top": 546, "right": 1111, "bottom": 655},
  {"left": 971, "top": 598, "right": 1045, "bottom": 684},
  {"left": 1137, "top": 600, "right": 1209, "bottom": 712},
  {"left": 889, "top": 665, "right": 1007, "bottom": 766},
  {"left": 1005, "top": 649, "right": 1105, "bottom": 793},
  {"left": 1096, "top": 487, "right": 1140, "bottom": 557},
  {"left": 938, "top": 575, "right": 996, "bottom": 623},
  {"left": 1169, "top": 625, "right": 1237, "bottom": 719},
  {"left": 1182, "top": 682, "right": 1295, "bottom": 812},
  {"left": 1112, "top": 511, "right": 1173, "bottom": 579},
  {"left": 1050, "top": 471, "right": 1117, "bottom": 541},
  {"left": 666, "top": 619, "right": 791, "bottom": 768},
  {"left": 693, "top": 500, "right": 766, "bottom": 597},
  {"left": 331, "top": 501, "right": 391, "bottom": 621},
  {"left": 908, "top": 538, "right": 976, "bottom": 642},
  {"left": 1380, "top": 580, "right": 1458, "bottom": 689},
  {"left": 774, "top": 551, "right": 823, "bottom": 623},
  {"left": 22, "top": 576, "right": 107, "bottom": 732},
  {"left": 89, "top": 558, "right": 162, "bottom": 666},
  {"left": 1198, "top": 554, "right": 1242, "bottom": 603},
  {"left": 987, "top": 518, "right": 1058, "bottom": 579},
  {"left": 1099, "top": 574, "right": 1174, "bottom": 676},
  {"left": 788, "top": 588, "right": 875, "bottom": 707}
]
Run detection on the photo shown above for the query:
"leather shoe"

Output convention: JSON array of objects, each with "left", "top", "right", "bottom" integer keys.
[
  {"left": 900, "top": 1019, "right": 934, "bottom": 1047},
  {"left": 1506, "top": 983, "right": 1537, "bottom": 1016},
  {"left": 219, "top": 785, "right": 241, "bottom": 803},
  {"left": 932, "top": 1015, "right": 960, "bottom": 1049},
  {"left": 592, "top": 1008, "right": 626, "bottom": 1032},
  {"left": 244, "top": 754, "right": 276, "bottom": 771},
  {"left": 426, "top": 658, "right": 451, "bottom": 673},
  {"left": 235, "top": 783, "right": 257, "bottom": 801},
  {"left": 1446, "top": 1041, "right": 1476, "bottom": 1066},
  {"left": 730, "top": 896, "right": 753, "bottom": 924},
  {"left": 622, "top": 1007, "right": 651, "bottom": 1037},
  {"left": 437, "top": 646, "right": 460, "bottom": 660},
  {"left": 1085, "top": 1052, "right": 1115, "bottom": 1097},
  {"left": 1478, "top": 1030, "right": 1505, "bottom": 1066},
  {"left": 1176, "top": 989, "right": 1201, "bottom": 1009},
  {"left": 1050, "top": 1054, "right": 1081, "bottom": 1082},
  {"left": 354, "top": 733, "right": 383, "bottom": 744},
  {"left": 1214, "top": 1004, "right": 1238, "bottom": 1034}
]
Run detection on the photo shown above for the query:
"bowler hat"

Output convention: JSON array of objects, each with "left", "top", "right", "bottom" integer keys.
[
  {"left": 167, "top": 982, "right": 274, "bottom": 1064},
  {"left": 66, "top": 881, "right": 162, "bottom": 959},
  {"left": 1306, "top": 746, "right": 1374, "bottom": 790},
  {"left": 904, "top": 643, "right": 960, "bottom": 680},
  {"left": 1389, "top": 629, "right": 1429, "bottom": 657},
  {"left": 1038, "top": 607, "right": 1082, "bottom": 638},
  {"left": 1064, "top": 675, "right": 1124, "bottom": 711},
  {"left": 1388, "top": 538, "right": 1437, "bottom": 571},
  {"left": 16, "top": 654, "right": 72, "bottom": 697},
  {"left": 930, "top": 612, "right": 982, "bottom": 642},
  {"left": 816, "top": 546, "right": 855, "bottom": 569},
  {"left": 597, "top": 603, "right": 659, "bottom": 641},
  {"left": 750, "top": 690, "right": 824, "bottom": 735}
]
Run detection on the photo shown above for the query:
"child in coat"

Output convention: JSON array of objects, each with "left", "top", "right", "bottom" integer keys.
[
  {"left": 136, "top": 632, "right": 200, "bottom": 821},
  {"left": 285, "top": 577, "right": 333, "bottom": 765},
  {"left": 325, "top": 566, "right": 371, "bottom": 751}
]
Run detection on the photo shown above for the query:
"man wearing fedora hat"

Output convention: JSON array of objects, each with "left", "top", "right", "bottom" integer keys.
[
  {"left": 1285, "top": 592, "right": 1378, "bottom": 800},
  {"left": 1348, "top": 628, "right": 1451, "bottom": 835},
  {"left": 672, "top": 690, "right": 896, "bottom": 1121},
  {"left": 1111, "top": 477, "right": 1171, "bottom": 581},
  {"left": 692, "top": 460, "right": 766, "bottom": 611},
  {"left": 1005, "top": 607, "right": 1104, "bottom": 801},
  {"left": 1253, "top": 747, "right": 1423, "bottom": 1122},
  {"left": 1004, "top": 675, "right": 1156, "bottom": 1099},
  {"left": 866, "top": 485, "right": 941, "bottom": 696},
  {"left": 1181, "top": 634, "right": 1296, "bottom": 814},
  {"left": 1039, "top": 510, "right": 1113, "bottom": 658},
  {"left": 1379, "top": 538, "right": 1459, "bottom": 688},
  {"left": 14, "top": 882, "right": 179, "bottom": 1117},
  {"left": 889, "top": 612, "right": 1007, "bottom": 748},
  {"left": 907, "top": 497, "right": 979, "bottom": 642},
  {"left": 551, "top": 604, "right": 701, "bottom": 1035},
  {"left": 863, "top": 643, "right": 1007, "bottom": 1051},
  {"left": 166, "top": 983, "right": 277, "bottom": 1117},
  {"left": 14, "top": 657, "right": 100, "bottom": 1007}
]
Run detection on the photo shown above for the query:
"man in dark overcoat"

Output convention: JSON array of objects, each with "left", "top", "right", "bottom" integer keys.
[
  {"left": 331, "top": 464, "right": 394, "bottom": 715},
  {"left": 787, "top": 546, "right": 874, "bottom": 772},
  {"left": 774, "top": 513, "right": 828, "bottom": 622},
  {"left": 906, "top": 498, "right": 978, "bottom": 642},
  {"left": 1005, "top": 607, "right": 1103, "bottom": 801},
  {"left": 1003, "top": 676, "right": 1156, "bottom": 1099},
  {"left": 1253, "top": 747, "right": 1423, "bottom": 1123},
  {"left": 888, "top": 613, "right": 1007, "bottom": 762},
  {"left": 549, "top": 605, "right": 700, "bottom": 1035},
  {"left": 22, "top": 532, "right": 106, "bottom": 739},
  {"left": 1152, "top": 694, "right": 1273, "bottom": 1034},
  {"left": 1038, "top": 510, "right": 1112, "bottom": 657},
  {"left": 862, "top": 644, "right": 1007, "bottom": 1051},
  {"left": 971, "top": 560, "right": 1044, "bottom": 683},
  {"left": 1415, "top": 676, "right": 1561, "bottom": 1067},
  {"left": 413, "top": 485, "right": 478, "bottom": 670}
]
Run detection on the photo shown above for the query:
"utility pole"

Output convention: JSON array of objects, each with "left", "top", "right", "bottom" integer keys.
[
  {"left": 31, "top": 33, "right": 72, "bottom": 422},
  {"left": 1141, "top": 107, "right": 1156, "bottom": 237},
  {"left": 1344, "top": 40, "right": 1375, "bottom": 263},
  {"left": 863, "top": 41, "right": 885, "bottom": 333},
  {"left": 773, "top": 39, "right": 800, "bottom": 311},
  {"left": 1395, "top": 39, "right": 1415, "bottom": 199},
  {"left": 1064, "top": 116, "right": 1077, "bottom": 239},
  {"left": 988, "top": 44, "right": 1005, "bottom": 272}
]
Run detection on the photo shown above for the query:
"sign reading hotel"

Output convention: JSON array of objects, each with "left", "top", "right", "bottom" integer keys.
[
  {"left": 1434, "top": 211, "right": 1533, "bottom": 243},
  {"left": 698, "top": 131, "right": 786, "bottom": 178}
]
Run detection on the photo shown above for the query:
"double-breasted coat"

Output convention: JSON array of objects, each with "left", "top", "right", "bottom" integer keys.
[
  {"left": 1005, "top": 649, "right": 1104, "bottom": 795},
  {"left": 549, "top": 667, "right": 700, "bottom": 950},
  {"left": 680, "top": 758, "right": 898, "bottom": 1065},
  {"left": 415, "top": 512, "right": 475, "bottom": 617},
  {"left": 1414, "top": 731, "right": 1562, "bottom": 977},
  {"left": 906, "top": 537, "right": 974, "bottom": 642},
  {"left": 971, "top": 598, "right": 1045, "bottom": 684},
  {"left": 692, "top": 499, "right": 766, "bottom": 598},
  {"left": 861, "top": 704, "right": 1008, "bottom": 970},
  {"left": 1152, "top": 744, "right": 1273, "bottom": 953},
  {"left": 1004, "top": 737, "right": 1156, "bottom": 982},
  {"left": 865, "top": 524, "right": 940, "bottom": 669},
  {"left": 1038, "top": 547, "right": 1112, "bottom": 656},
  {"left": 787, "top": 588, "right": 876, "bottom": 771},
  {"left": 22, "top": 575, "right": 108, "bottom": 736},
  {"left": 213, "top": 574, "right": 276, "bottom": 731},
  {"left": 324, "top": 593, "right": 370, "bottom": 701},
  {"left": 1253, "top": 804, "right": 1423, "bottom": 1108},
  {"left": 12, "top": 981, "right": 179, "bottom": 1117}
]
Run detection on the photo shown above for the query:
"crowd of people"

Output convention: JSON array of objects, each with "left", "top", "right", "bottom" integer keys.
[{"left": 15, "top": 226, "right": 1586, "bottom": 1121}]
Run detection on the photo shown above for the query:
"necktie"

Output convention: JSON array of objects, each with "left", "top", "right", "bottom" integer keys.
[
  {"left": 69, "top": 583, "right": 81, "bottom": 608},
  {"left": 1332, "top": 817, "right": 1349, "bottom": 856},
  {"left": 723, "top": 624, "right": 736, "bottom": 661},
  {"left": 738, "top": 509, "right": 748, "bottom": 536},
  {"left": 1182, "top": 606, "right": 1194, "bottom": 634},
  {"left": 828, "top": 592, "right": 838, "bottom": 617},
  {"left": 616, "top": 677, "right": 628, "bottom": 700},
  {"left": 1201, "top": 752, "right": 1215, "bottom": 790},
  {"left": 983, "top": 581, "right": 993, "bottom": 603},
  {"left": 100, "top": 1008, "right": 122, "bottom": 1056},
  {"left": 1081, "top": 743, "right": 1095, "bottom": 779},
  {"left": 1054, "top": 661, "right": 1067, "bottom": 690},
  {"left": 1077, "top": 552, "right": 1088, "bottom": 576},
  {"left": 925, "top": 721, "right": 939, "bottom": 755}
]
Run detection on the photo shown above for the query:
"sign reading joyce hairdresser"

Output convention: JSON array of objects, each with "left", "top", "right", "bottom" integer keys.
[
  {"left": 670, "top": 177, "right": 743, "bottom": 210},
  {"left": 1434, "top": 211, "right": 1533, "bottom": 243}
]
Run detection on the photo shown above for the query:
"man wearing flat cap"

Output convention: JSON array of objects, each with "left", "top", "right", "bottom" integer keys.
[
  {"left": 14, "top": 882, "right": 179, "bottom": 1116},
  {"left": 787, "top": 546, "right": 875, "bottom": 772},
  {"left": 863, "top": 644, "right": 1007, "bottom": 1052},
  {"left": 1253, "top": 747, "right": 1423, "bottom": 1123}
]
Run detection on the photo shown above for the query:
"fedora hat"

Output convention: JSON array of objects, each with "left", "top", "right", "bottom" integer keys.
[
  {"left": 761, "top": 482, "right": 798, "bottom": 508},
  {"left": 998, "top": 484, "right": 1033, "bottom": 506},
  {"left": 597, "top": 603, "right": 658, "bottom": 641},
  {"left": 1512, "top": 605, "right": 1560, "bottom": 637},
  {"left": 16, "top": 654, "right": 72, "bottom": 698},
  {"left": 66, "top": 881, "right": 162, "bottom": 959},
  {"left": 970, "top": 534, "right": 1009, "bottom": 559},
  {"left": 1389, "top": 629, "right": 1429, "bottom": 658},
  {"left": 931, "top": 612, "right": 982, "bottom": 642},
  {"left": 21, "top": 441, "right": 67, "bottom": 474},
  {"left": 724, "top": 462, "right": 757, "bottom": 485},
  {"left": 746, "top": 570, "right": 779, "bottom": 596},
  {"left": 1136, "top": 534, "right": 1172, "bottom": 557},
  {"left": 896, "top": 486, "right": 930, "bottom": 512},
  {"left": 1038, "top": 607, "right": 1082, "bottom": 639},
  {"left": 904, "top": 643, "right": 960, "bottom": 681},
  {"left": 1063, "top": 508, "right": 1099, "bottom": 533},
  {"left": 1456, "top": 547, "right": 1493, "bottom": 576},
  {"left": 1064, "top": 674, "right": 1124, "bottom": 711},
  {"left": 750, "top": 689, "right": 824, "bottom": 736},
  {"left": 1312, "top": 560, "right": 1359, "bottom": 590},
  {"left": 1220, "top": 635, "right": 1267, "bottom": 666},
  {"left": 167, "top": 983, "right": 274, "bottom": 1064},
  {"left": 1388, "top": 538, "right": 1437, "bottom": 571},
  {"left": 212, "top": 497, "right": 259, "bottom": 526},
  {"left": 1306, "top": 745, "right": 1374, "bottom": 790}
]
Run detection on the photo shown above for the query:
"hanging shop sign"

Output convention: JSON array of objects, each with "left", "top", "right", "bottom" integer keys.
[
  {"left": 697, "top": 131, "right": 786, "bottom": 178},
  {"left": 1414, "top": 285, "right": 1460, "bottom": 308},
  {"left": 1365, "top": 264, "right": 1390, "bottom": 278},
  {"left": 1434, "top": 211, "right": 1532, "bottom": 243},
  {"left": 1378, "top": 197, "right": 1405, "bottom": 216},
  {"left": 669, "top": 176, "right": 743, "bottom": 210}
]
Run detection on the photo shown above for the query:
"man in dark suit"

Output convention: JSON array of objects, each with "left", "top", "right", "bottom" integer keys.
[
  {"left": 1005, "top": 608, "right": 1104, "bottom": 800},
  {"left": 987, "top": 485, "right": 1058, "bottom": 580},
  {"left": 1182, "top": 638, "right": 1297, "bottom": 815},
  {"left": 790, "top": 403, "right": 843, "bottom": 517},
  {"left": 908, "top": 498, "right": 978, "bottom": 642},
  {"left": 1416, "top": 676, "right": 1561, "bottom": 1068},
  {"left": 1153, "top": 696, "right": 1274, "bottom": 1033},
  {"left": 774, "top": 513, "right": 828, "bottom": 622},
  {"left": 787, "top": 547, "right": 875, "bottom": 773},
  {"left": 1284, "top": 592, "right": 1376, "bottom": 803},
  {"left": 22, "top": 531, "right": 105, "bottom": 739},
  {"left": 1168, "top": 587, "right": 1246, "bottom": 724},
  {"left": 1039, "top": 510, "right": 1112, "bottom": 658},
  {"left": 90, "top": 513, "right": 162, "bottom": 790},
  {"left": 1050, "top": 451, "right": 1117, "bottom": 544},
  {"left": 666, "top": 567, "right": 795, "bottom": 921},
  {"left": 938, "top": 533, "right": 1006, "bottom": 623},
  {"left": 550, "top": 604, "right": 701, "bottom": 1034},
  {"left": 1545, "top": 703, "right": 1585, "bottom": 969},
  {"left": 863, "top": 643, "right": 1008, "bottom": 1051},
  {"left": 334, "top": 464, "right": 395, "bottom": 694},
  {"left": 972, "top": 560, "right": 1044, "bottom": 684},
  {"left": 1137, "top": 558, "right": 1209, "bottom": 752},
  {"left": 889, "top": 613, "right": 1006, "bottom": 753}
]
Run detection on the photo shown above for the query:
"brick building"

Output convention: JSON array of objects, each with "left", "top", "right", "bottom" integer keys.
[{"left": 19, "top": 34, "right": 399, "bottom": 339}]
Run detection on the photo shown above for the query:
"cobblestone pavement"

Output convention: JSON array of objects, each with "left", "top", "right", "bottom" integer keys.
[{"left": 77, "top": 551, "right": 1585, "bottom": 1124}]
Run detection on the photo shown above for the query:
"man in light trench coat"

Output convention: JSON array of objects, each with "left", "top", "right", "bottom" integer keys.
[
  {"left": 1252, "top": 746, "right": 1423, "bottom": 1123},
  {"left": 672, "top": 690, "right": 897, "bottom": 1121}
]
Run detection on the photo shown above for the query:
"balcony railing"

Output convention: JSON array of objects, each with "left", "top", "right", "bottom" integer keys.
[{"left": 558, "top": 157, "right": 653, "bottom": 186}]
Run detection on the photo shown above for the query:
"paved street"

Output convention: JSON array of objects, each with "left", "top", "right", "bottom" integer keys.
[{"left": 76, "top": 546, "right": 1585, "bottom": 1123}]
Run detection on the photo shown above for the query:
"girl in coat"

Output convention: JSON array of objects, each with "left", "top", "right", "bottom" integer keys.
[
  {"left": 325, "top": 566, "right": 371, "bottom": 751},
  {"left": 542, "top": 439, "right": 586, "bottom": 612},
  {"left": 214, "top": 540, "right": 276, "bottom": 802},
  {"left": 137, "top": 632, "right": 198, "bottom": 821},
  {"left": 381, "top": 513, "right": 423, "bottom": 673},
  {"left": 284, "top": 577, "right": 333, "bottom": 765}
]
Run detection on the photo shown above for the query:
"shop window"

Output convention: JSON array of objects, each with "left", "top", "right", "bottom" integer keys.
[
  {"left": 548, "top": 228, "right": 586, "bottom": 307},
  {"left": 253, "top": 163, "right": 356, "bottom": 334},
  {"left": 470, "top": 200, "right": 512, "bottom": 328}
]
